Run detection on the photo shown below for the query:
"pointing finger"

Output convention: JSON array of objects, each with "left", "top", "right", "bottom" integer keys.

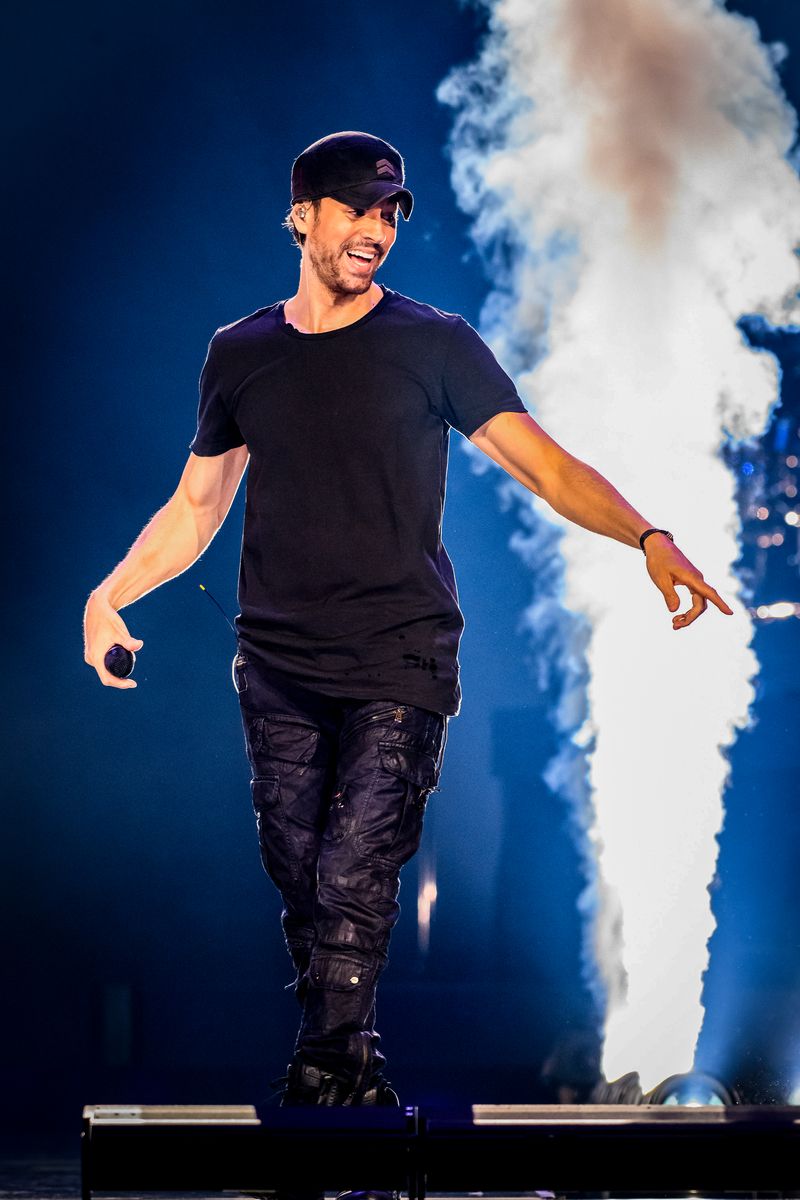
[
  {"left": 676, "top": 576, "right": 734, "bottom": 619},
  {"left": 699, "top": 582, "right": 733, "bottom": 616}
]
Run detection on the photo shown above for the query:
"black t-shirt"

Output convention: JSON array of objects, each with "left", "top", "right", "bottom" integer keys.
[{"left": 190, "top": 285, "right": 527, "bottom": 716}]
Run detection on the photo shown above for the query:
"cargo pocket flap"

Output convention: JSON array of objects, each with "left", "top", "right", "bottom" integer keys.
[
  {"left": 251, "top": 716, "right": 320, "bottom": 764},
  {"left": 310, "top": 955, "right": 371, "bottom": 991},
  {"left": 378, "top": 742, "right": 439, "bottom": 791}
]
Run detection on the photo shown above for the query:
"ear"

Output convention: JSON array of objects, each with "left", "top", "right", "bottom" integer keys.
[{"left": 293, "top": 202, "right": 312, "bottom": 235}]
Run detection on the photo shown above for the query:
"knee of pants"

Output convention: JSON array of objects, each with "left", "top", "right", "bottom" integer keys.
[
  {"left": 248, "top": 716, "right": 330, "bottom": 907},
  {"left": 244, "top": 707, "right": 332, "bottom": 904},
  {"left": 314, "top": 731, "right": 444, "bottom": 951},
  {"left": 315, "top": 846, "right": 402, "bottom": 954}
]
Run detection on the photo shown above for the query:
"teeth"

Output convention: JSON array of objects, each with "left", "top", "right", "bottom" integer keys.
[{"left": 349, "top": 251, "right": 374, "bottom": 261}]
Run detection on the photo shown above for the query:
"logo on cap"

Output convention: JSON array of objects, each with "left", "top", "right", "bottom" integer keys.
[{"left": 375, "top": 159, "right": 396, "bottom": 179}]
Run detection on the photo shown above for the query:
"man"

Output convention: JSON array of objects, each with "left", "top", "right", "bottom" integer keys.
[{"left": 83, "top": 131, "right": 732, "bottom": 1113}]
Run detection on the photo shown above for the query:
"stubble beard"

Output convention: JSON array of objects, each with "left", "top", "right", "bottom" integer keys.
[{"left": 307, "top": 239, "right": 378, "bottom": 297}]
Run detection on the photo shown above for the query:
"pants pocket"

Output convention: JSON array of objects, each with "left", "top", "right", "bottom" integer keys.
[
  {"left": 244, "top": 713, "right": 322, "bottom": 771},
  {"left": 354, "top": 741, "right": 441, "bottom": 868},
  {"left": 309, "top": 953, "right": 374, "bottom": 992},
  {"left": 251, "top": 774, "right": 297, "bottom": 889},
  {"left": 379, "top": 740, "right": 441, "bottom": 797}
]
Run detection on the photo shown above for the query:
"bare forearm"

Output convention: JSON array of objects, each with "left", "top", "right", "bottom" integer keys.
[
  {"left": 92, "top": 493, "right": 221, "bottom": 610},
  {"left": 542, "top": 453, "right": 651, "bottom": 548},
  {"left": 470, "top": 413, "right": 653, "bottom": 549},
  {"left": 471, "top": 411, "right": 732, "bottom": 627}
]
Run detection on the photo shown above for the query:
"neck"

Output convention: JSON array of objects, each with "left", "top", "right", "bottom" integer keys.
[{"left": 284, "top": 262, "right": 383, "bottom": 334}]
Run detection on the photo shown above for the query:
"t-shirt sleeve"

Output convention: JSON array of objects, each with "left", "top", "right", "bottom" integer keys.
[
  {"left": 435, "top": 315, "right": 528, "bottom": 437},
  {"left": 189, "top": 332, "right": 246, "bottom": 456}
]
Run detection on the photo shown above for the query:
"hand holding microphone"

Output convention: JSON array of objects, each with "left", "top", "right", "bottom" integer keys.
[
  {"left": 83, "top": 590, "right": 144, "bottom": 689},
  {"left": 84, "top": 581, "right": 228, "bottom": 688},
  {"left": 104, "top": 644, "right": 136, "bottom": 678}
]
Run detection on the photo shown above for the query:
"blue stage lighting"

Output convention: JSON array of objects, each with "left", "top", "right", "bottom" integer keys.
[{"left": 645, "top": 1072, "right": 740, "bottom": 1106}]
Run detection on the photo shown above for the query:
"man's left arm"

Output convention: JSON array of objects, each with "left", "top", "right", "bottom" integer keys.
[{"left": 469, "top": 410, "right": 733, "bottom": 630}]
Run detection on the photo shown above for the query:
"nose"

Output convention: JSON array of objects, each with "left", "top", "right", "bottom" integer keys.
[{"left": 358, "top": 212, "right": 389, "bottom": 245}]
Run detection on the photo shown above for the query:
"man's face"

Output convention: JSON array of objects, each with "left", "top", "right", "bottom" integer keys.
[{"left": 302, "top": 196, "right": 398, "bottom": 296}]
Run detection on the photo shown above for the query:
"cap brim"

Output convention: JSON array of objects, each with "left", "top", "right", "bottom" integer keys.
[{"left": 326, "top": 180, "right": 414, "bottom": 219}]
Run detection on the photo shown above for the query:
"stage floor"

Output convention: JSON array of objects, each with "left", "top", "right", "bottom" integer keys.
[{"left": 3, "top": 1159, "right": 800, "bottom": 1200}]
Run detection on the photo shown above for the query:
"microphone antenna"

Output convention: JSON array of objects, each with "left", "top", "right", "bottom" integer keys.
[{"left": 198, "top": 583, "right": 237, "bottom": 637}]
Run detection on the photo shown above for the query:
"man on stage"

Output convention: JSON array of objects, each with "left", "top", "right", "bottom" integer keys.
[{"left": 83, "top": 130, "right": 732, "bottom": 1110}]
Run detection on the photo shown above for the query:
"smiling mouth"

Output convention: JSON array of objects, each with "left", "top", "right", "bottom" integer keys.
[{"left": 345, "top": 248, "right": 379, "bottom": 271}]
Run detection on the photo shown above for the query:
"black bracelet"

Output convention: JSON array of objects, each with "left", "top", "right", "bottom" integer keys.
[{"left": 639, "top": 527, "right": 674, "bottom": 552}]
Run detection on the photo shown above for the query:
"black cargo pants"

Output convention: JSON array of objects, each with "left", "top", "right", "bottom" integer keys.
[{"left": 233, "top": 648, "right": 448, "bottom": 1092}]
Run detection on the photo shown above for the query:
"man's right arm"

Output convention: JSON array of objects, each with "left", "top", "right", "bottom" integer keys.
[{"left": 83, "top": 445, "right": 250, "bottom": 689}]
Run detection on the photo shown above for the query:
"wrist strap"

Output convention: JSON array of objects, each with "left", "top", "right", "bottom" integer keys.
[{"left": 639, "top": 527, "right": 674, "bottom": 552}]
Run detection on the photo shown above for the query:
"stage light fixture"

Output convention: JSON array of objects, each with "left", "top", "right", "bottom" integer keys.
[{"left": 645, "top": 1071, "right": 740, "bottom": 1106}]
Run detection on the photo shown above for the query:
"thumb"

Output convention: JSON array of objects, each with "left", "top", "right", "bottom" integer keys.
[
  {"left": 126, "top": 637, "right": 144, "bottom": 651},
  {"left": 663, "top": 584, "right": 680, "bottom": 612}
]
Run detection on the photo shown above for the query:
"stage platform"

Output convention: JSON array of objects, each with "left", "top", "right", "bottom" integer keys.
[{"left": 78, "top": 1102, "right": 800, "bottom": 1199}]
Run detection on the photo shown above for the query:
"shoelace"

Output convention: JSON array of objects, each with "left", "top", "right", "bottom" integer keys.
[
  {"left": 266, "top": 1063, "right": 397, "bottom": 1106},
  {"left": 267, "top": 1072, "right": 289, "bottom": 1103}
]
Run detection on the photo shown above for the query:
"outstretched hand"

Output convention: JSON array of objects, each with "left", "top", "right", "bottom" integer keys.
[{"left": 643, "top": 534, "right": 734, "bottom": 629}]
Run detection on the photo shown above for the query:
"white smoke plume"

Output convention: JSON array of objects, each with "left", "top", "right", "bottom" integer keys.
[{"left": 440, "top": 0, "right": 800, "bottom": 1092}]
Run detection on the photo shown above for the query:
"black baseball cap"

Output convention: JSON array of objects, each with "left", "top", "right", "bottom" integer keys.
[{"left": 291, "top": 131, "right": 414, "bottom": 220}]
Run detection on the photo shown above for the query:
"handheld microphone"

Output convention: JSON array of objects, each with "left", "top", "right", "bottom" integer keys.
[{"left": 104, "top": 644, "right": 136, "bottom": 678}]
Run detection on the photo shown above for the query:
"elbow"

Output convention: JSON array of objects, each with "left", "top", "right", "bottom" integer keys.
[{"left": 470, "top": 412, "right": 566, "bottom": 499}]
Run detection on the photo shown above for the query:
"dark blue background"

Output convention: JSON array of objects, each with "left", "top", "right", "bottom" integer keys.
[{"left": 3, "top": 0, "right": 799, "bottom": 1143}]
